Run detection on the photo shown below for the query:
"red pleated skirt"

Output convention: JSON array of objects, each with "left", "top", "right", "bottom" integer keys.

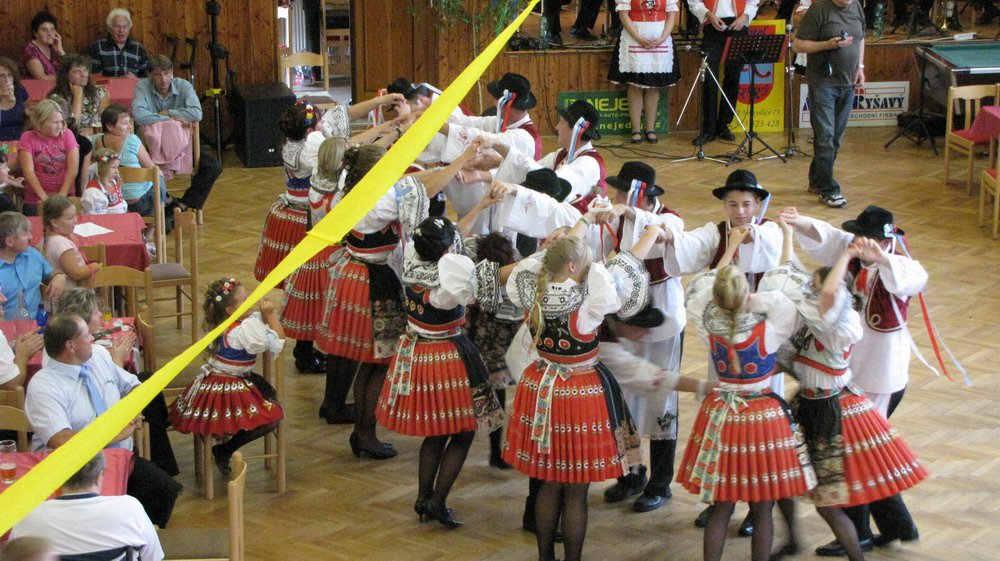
[
  {"left": 169, "top": 371, "right": 284, "bottom": 436},
  {"left": 315, "top": 257, "right": 401, "bottom": 364},
  {"left": 281, "top": 245, "right": 337, "bottom": 341},
  {"left": 376, "top": 338, "right": 479, "bottom": 437},
  {"left": 502, "top": 362, "right": 625, "bottom": 483},
  {"left": 834, "top": 392, "right": 927, "bottom": 506},
  {"left": 254, "top": 198, "right": 308, "bottom": 288},
  {"left": 677, "top": 392, "right": 813, "bottom": 503}
]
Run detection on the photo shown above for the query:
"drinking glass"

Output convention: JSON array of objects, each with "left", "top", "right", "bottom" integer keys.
[{"left": 0, "top": 439, "right": 17, "bottom": 484}]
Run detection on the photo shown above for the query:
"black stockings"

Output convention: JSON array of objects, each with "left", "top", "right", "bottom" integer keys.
[
  {"left": 488, "top": 387, "right": 506, "bottom": 461},
  {"left": 353, "top": 362, "right": 389, "bottom": 447},
  {"left": 704, "top": 501, "right": 773, "bottom": 561},
  {"left": 417, "top": 431, "right": 475, "bottom": 508},
  {"left": 536, "top": 481, "right": 589, "bottom": 561},
  {"left": 320, "top": 355, "right": 358, "bottom": 417},
  {"left": 216, "top": 420, "right": 279, "bottom": 458},
  {"left": 818, "top": 506, "right": 866, "bottom": 561}
]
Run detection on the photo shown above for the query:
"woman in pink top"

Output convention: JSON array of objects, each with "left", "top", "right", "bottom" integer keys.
[
  {"left": 18, "top": 99, "right": 79, "bottom": 216},
  {"left": 40, "top": 195, "right": 100, "bottom": 290},
  {"left": 22, "top": 11, "right": 64, "bottom": 80}
]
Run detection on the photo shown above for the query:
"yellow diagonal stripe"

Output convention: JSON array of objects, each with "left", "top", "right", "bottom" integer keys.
[{"left": 0, "top": 0, "right": 539, "bottom": 534}]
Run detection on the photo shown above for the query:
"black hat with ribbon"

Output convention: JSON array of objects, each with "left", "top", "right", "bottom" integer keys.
[
  {"left": 711, "top": 169, "right": 770, "bottom": 200},
  {"left": 524, "top": 168, "right": 572, "bottom": 203},
  {"left": 842, "top": 205, "right": 903, "bottom": 238},
  {"left": 386, "top": 77, "right": 427, "bottom": 101},
  {"left": 556, "top": 99, "right": 601, "bottom": 141},
  {"left": 606, "top": 161, "right": 665, "bottom": 198},
  {"left": 487, "top": 73, "right": 537, "bottom": 110}
]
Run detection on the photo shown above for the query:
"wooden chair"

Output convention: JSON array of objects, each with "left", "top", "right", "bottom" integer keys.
[
  {"left": 944, "top": 84, "right": 1000, "bottom": 194},
  {"left": 279, "top": 51, "right": 337, "bottom": 109},
  {"left": 0, "top": 404, "right": 32, "bottom": 451},
  {"left": 80, "top": 243, "right": 108, "bottom": 266},
  {"left": 157, "top": 452, "right": 246, "bottom": 561},
  {"left": 83, "top": 264, "right": 145, "bottom": 318},
  {"left": 0, "top": 386, "right": 25, "bottom": 409},
  {"left": 136, "top": 306, "right": 157, "bottom": 373},
  {"left": 196, "top": 348, "right": 286, "bottom": 500},
  {"left": 980, "top": 131, "right": 1000, "bottom": 239},
  {"left": 119, "top": 165, "right": 166, "bottom": 264},
  {"left": 144, "top": 209, "right": 199, "bottom": 346}
]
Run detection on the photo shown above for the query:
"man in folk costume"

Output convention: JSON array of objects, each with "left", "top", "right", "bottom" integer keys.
[
  {"left": 488, "top": 99, "right": 606, "bottom": 213},
  {"left": 779, "top": 204, "right": 926, "bottom": 557},
  {"left": 661, "top": 168, "right": 781, "bottom": 535},
  {"left": 686, "top": 0, "right": 760, "bottom": 144},
  {"left": 599, "top": 161, "right": 686, "bottom": 513},
  {"left": 436, "top": 73, "right": 542, "bottom": 223}
]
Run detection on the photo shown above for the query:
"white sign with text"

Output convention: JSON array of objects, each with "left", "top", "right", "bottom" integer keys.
[{"left": 799, "top": 81, "right": 910, "bottom": 128}]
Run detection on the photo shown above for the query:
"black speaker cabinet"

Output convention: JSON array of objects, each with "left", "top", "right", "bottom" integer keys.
[{"left": 231, "top": 82, "right": 296, "bottom": 168}]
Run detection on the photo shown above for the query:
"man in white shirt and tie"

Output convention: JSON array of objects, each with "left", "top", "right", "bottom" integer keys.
[
  {"left": 24, "top": 314, "right": 180, "bottom": 528},
  {"left": 686, "top": 0, "right": 760, "bottom": 145}
]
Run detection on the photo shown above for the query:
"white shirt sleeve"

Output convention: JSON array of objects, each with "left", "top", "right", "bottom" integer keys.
[
  {"left": 576, "top": 263, "right": 623, "bottom": 334},
  {"left": 664, "top": 222, "right": 719, "bottom": 277},
  {"left": 505, "top": 250, "right": 545, "bottom": 310},
  {"left": 495, "top": 185, "right": 582, "bottom": 239},
  {"left": 684, "top": 270, "right": 718, "bottom": 346},
  {"left": 755, "top": 291, "right": 800, "bottom": 353},
  {"left": 878, "top": 253, "right": 928, "bottom": 298},
  {"left": 598, "top": 339, "right": 680, "bottom": 399},
  {"left": 555, "top": 155, "right": 602, "bottom": 201},
  {"left": 225, "top": 313, "right": 285, "bottom": 355},
  {"left": 441, "top": 124, "right": 535, "bottom": 164},
  {"left": 795, "top": 217, "right": 854, "bottom": 267},
  {"left": 0, "top": 332, "right": 19, "bottom": 386},
  {"left": 299, "top": 130, "right": 326, "bottom": 172},
  {"left": 740, "top": 220, "right": 783, "bottom": 273},
  {"left": 429, "top": 253, "right": 478, "bottom": 309},
  {"left": 494, "top": 148, "right": 544, "bottom": 185}
]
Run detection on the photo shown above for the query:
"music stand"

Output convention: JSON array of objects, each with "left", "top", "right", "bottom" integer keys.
[{"left": 721, "top": 33, "right": 788, "bottom": 165}]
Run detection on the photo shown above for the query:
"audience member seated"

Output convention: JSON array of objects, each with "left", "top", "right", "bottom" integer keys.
[
  {"left": 23, "top": 314, "right": 180, "bottom": 527},
  {"left": 0, "top": 212, "right": 67, "bottom": 320},
  {"left": 10, "top": 452, "right": 165, "bottom": 561},
  {"left": 132, "top": 55, "right": 221, "bottom": 214},
  {"left": 0, "top": 326, "right": 43, "bottom": 391},
  {"left": 89, "top": 8, "right": 149, "bottom": 78},
  {"left": 53, "top": 288, "right": 178, "bottom": 476},
  {"left": 83, "top": 148, "right": 127, "bottom": 214},
  {"left": 50, "top": 54, "right": 111, "bottom": 133},
  {"left": 18, "top": 99, "right": 79, "bottom": 216},
  {"left": 41, "top": 196, "right": 101, "bottom": 290},
  {"left": 21, "top": 11, "right": 64, "bottom": 81},
  {"left": 0, "top": 150, "right": 22, "bottom": 213},
  {"left": 0, "top": 57, "right": 29, "bottom": 142},
  {"left": 93, "top": 104, "right": 167, "bottom": 217},
  {"left": 0, "top": 536, "right": 58, "bottom": 561}
]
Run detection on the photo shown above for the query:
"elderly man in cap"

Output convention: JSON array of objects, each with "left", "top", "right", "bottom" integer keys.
[
  {"left": 661, "top": 168, "right": 782, "bottom": 535},
  {"left": 779, "top": 204, "right": 926, "bottom": 556}
]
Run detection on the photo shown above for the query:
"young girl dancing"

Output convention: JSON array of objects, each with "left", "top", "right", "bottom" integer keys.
[
  {"left": 377, "top": 216, "right": 508, "bottom": 528},
  {"left": 254, "top": 102, "right": 326, "bottom": 374},
  {"left": 169, "top": 278, "right": 286, "bottom": 475},
  {"left": 677, "top": 225, "right": 816, "bottom": 561},
  {"left": 503, "top": 210, "right": 662, "bottom": 561},
  {"left": 41, "top": 195, "right": 100, "bottom": 289},
  {"left": 82, "top": 148, "right": 127, "bottom": 214}
]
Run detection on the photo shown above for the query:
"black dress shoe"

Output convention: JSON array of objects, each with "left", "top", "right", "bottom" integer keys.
[
  {"left": 692, "top": 132, "right": 718, "bottom": 146},
  {"left": 694, "top": 505, "right": 712, "bottom": 527},
  {"left": 716, "top": 128, "right": 736, "bottom": 142},
  {"left": 633, "top": 490, "right": 670, "bottom": 513},
  {"left": 571, "top": 27, "right": 598, "bottom": 41},
  {"left": 321, "top": 404, "right": 357, "bottom": 424},
  {"left": 295, "top": 354, "right": 326, "bottom": 374},
  {"left": 604, "top": 465, "right": 647, "bottom": 503},
  {"left": 548, "top": 34, "right": 564, "bottom": 46},
  {"left": 873, "top": 526, "right": 919, "bottom": 547},
  {"left": 769, "top": 542, "right": 800, "bottom": 561},
  {"left": 737, "top": 515, "right": 753, "bottom": 537},
  {"left": 815, "top": 538, "right": 874, "bottom": 557}
]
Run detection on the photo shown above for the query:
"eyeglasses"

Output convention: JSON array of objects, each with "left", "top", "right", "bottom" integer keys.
[{"left": 110, "top": 24, "right": 131, "bottom": 31}]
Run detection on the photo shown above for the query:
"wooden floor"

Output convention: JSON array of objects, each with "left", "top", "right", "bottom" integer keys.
[{"left": 155, "top": 126, "right": 1000, "bottom": 561}]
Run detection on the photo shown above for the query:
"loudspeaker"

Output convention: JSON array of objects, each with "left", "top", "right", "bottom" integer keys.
[{"left": 231, "top": 82, "right": 296, "bottom": 168}]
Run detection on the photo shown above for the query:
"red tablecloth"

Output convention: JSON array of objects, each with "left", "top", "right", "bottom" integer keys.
[
  {"left": 969, "top": 106, "right": 1000, "bottom": 141},
  {"left": 23, "top": 77, "right": 138, "bottom": 109},
  {"left": 30, "top": 213, "right": 150, "bottom": 271},
  {"left": 0, "top": 318, "right": 138, "bottom": 382},
  {"left": 0, "top": 447, "right": 132, "bottom": 496}
]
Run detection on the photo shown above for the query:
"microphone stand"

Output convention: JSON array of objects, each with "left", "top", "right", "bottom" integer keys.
[
  {"left": 674, "top": 46, "right": 729, "bottom": 164},
  {"left": 762, "top": 23, "right": 810, "bottom": 160}
]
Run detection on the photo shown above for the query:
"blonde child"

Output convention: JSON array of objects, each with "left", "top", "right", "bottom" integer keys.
[{"left": 82, "top": 147, "right": 126, "bottom": 214}]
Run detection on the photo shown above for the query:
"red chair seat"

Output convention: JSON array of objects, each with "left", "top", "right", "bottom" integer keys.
[{"left": 951, "top": 128, "right": 992, "bottom": 145}]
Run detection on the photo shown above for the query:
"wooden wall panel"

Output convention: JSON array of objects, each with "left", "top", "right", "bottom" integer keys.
[
  {"left": 0, "top": 0, "right": 277, "bottom": 93},
  {"left": 352, "top": 0, "right": 440, "bottom": 101}
]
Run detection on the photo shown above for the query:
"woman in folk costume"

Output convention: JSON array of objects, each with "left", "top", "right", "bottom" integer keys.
[
  {"left": 377, "top": 216, "right": 510, "bottom": 528},
  {"left": 609, "top": 0, "right": 682, "bottom": 144},
  {"left": 677, "top": 225, "right": 816, "bottom": 561},
  {"left": 254, "top": 103, "right": 326, "bottom": 374},
  {"left": 170, "top": 278, "right": 285, "bottom": 476},
  {"left": 760, "top": 221, "right": 926, "bottom": 561},
  {"left": 315, "top": 142, "right": 482, "bottom": 456},
  {"left": 502, "top": 211, "right": 663, "bottom": 561}
]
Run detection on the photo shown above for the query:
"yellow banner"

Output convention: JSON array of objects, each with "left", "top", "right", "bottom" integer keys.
[
  {"left": 732, "top": 19, "right": 787, "bottom": 133},
  {"left": 0, "top": 0, "right": 540, "bottom": 534}
]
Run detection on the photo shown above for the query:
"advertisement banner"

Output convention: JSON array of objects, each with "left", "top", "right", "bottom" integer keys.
[
  {"left": 557, "top": 90, "right": 669, "bottom": 136},
  {"left": 732, "top": 19, "right": 786, "bottom": 133},
  {"left": 798, "top": 81, "right": 910, "bottom": 128}
]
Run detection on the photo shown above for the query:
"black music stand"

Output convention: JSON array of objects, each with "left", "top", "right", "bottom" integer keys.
[{"left": 722, "top": 33, "right": 788, "bottom": 165}]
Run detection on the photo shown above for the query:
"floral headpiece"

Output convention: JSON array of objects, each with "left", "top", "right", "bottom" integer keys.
[
  {"left": 212, "top": 278, "right": 240, "bottom": 302},
  {"left": 297, "top": 101, "right": 316, "bottom": 125},
  {"left": 96, "top": 152, "right": 121, "bottom": 163},
  {"left": 0, "top": 144, "right": 9, "bottom": 155}
]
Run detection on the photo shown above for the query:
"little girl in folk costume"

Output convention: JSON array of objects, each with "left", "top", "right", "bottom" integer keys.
[
  {"left": 169, "top": 278, "right": 286, "bottom": 476},
  {"left": 254, "top": 102, "right": 326, "bottom": 374},
  {"left": 82, "top": 148, "right": 127, "bottom": 214}
]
